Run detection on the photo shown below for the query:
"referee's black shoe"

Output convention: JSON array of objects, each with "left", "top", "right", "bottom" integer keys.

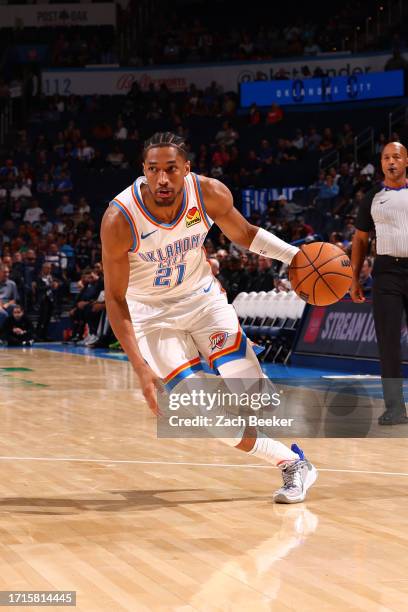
[{"left": 378, "top": 409, "right": 408, "bottom": 425}]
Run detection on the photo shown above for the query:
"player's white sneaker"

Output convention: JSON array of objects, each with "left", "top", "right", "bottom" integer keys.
[{"left": 273, "top": 444, "right": 317, "bottom": 504}]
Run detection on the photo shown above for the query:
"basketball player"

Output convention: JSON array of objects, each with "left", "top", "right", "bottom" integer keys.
[{"left": 101, "top": 132, "right": 317, "bottom": 503}]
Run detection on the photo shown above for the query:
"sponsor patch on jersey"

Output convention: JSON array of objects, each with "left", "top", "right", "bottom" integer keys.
[
  {"left": 209, "top": 331, "right": 229, "bottom": 351},
  {"left": 186, "top": 206, "right": 201, "bottom": 228}
]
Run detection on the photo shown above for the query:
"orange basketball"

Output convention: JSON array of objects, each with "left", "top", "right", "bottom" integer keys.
[{"left": 288, "top": 242, "right": 353, "bottom": 306}]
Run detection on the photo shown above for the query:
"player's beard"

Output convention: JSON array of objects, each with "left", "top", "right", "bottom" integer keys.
[{"left": 151, "top": 185, "right": 184, "bottom": 207}]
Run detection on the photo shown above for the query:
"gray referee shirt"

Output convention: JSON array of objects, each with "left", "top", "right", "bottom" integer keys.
[{"left": 355, "top": 182, "right": 408, "bottom": 256}]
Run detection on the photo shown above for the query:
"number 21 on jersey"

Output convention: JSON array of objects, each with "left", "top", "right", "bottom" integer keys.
[{"left": 154, "top": 262, "right": 186, "bottom": 287}]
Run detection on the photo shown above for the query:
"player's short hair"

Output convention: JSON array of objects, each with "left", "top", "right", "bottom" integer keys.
[{"left": 143, "top": 132, "right": 188, "bottom": 160}]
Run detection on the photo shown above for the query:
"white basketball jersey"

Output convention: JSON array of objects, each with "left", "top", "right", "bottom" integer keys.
[{"left": 110, "top": 172, "right": 214, "bottom": 303}]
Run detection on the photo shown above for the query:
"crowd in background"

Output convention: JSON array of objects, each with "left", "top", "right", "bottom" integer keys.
[
  {"left": 1, "top": 0, "right": 406, "bottom": 77},
  {"left": 0, "top": 83, "right": 385, "bottom": 346},
  {"left": 0, "top": 0, "right": 401, "bottom": 347},
  {"left": 0, "top": 0, "right": 408, "bottom": 87}
]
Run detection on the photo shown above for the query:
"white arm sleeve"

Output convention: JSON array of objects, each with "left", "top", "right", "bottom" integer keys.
[{"left": 249, "top": 228, "right": 299, "bottom": 265}]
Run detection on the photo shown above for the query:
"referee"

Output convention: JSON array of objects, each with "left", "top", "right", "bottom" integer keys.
[{"left": 351, "top": 141, "right": 408, "bottom": 425}]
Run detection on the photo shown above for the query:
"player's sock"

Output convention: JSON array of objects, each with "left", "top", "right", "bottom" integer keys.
[{"left": 235, "top": 425, "right": 298, "bottom": 465}]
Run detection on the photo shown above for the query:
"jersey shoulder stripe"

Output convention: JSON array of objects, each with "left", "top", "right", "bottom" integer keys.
[
  {"left": 111, "top": 198, "right": 140, "bottom": 253},
  {"left": 191, "top": 173, "right": 212, "bottom": 230}
]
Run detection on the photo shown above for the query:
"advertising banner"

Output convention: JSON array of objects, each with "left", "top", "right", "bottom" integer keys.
[
  {"left": 295, "top": 299, "right": 408, "bottom": 361},
  {"left": 240, "top": 70, "right": 404, "bottom": 107},
  {"left": 41, "top": 51, "right": 404, "bottom": 95},
  {"left": 0, "top": 4, "right": 116, "bottom": 28}
]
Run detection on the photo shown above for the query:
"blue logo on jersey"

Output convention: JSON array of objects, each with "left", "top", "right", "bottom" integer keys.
[
  {"left": 203, "top": 281, "right": 213, "bottom": 293},
  {"left": 141, "top": 230, "right": 158, "bottom": 239}
]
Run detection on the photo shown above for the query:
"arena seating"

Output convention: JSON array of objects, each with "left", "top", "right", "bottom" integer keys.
[{"left": 233, "top": 290, "right": 306, "bottom": 363}]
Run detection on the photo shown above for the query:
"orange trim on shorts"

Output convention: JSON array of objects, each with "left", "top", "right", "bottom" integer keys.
[
  {"left": 208, "top": 327, "right": 243, "bottom": 369},
  {"left": 164, "top": 356, "right": 202, "bottom": 383}
]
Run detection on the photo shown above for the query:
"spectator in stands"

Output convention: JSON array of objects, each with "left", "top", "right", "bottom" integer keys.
[
  {"left": 276, "top": 139, "right": 300, "bottom": 163},
  {"left": 305, "top": 126, "right": 322, "bottom": 151},
  {"left": 248, "top": 103, "right": 261, "bottom": 126},
  {"left": 68, "top": 268, "right": 102, "bottom": 342},
  {"left": 114, "top": 118, "right": 128, "bottom": 140},
  {"left": 1, "top": 305, "right": 33, "bottom": 347},
  {"left": 23, "top": 200, "right": 44, "bottom": 225},
  {"left": 337, "top": 123, "right": 354, "bottom": 152},
  {"left": 255, "top": 256, "right": 276, "bottom": 291},
  {"left": 77, "top": 197, "right": 91, "bottom": 217},
  {"left": 10, "top": 252, "right": 24, "bottom": 291},
  {"left": 0, "top": 264, "right": 19, "bottom": 329},
  {"left": 11, "top": 178, "right": 32, "bottom": 201},
  {"left": 44, "top": 243, "right": 67, "bottom": 279},
  {"left": 10, "top": 199, "right": 24, "bottom": 224},
  {"left": 76, "top": 139, "right": 95, "bottom": 162},
  {"left": 238, "top": 256, "right": 260, "bottom": 293},
  {"left": 343, "top": 215, "right": 356, "bottom": 243},
  {"left": 55, "top": 171, "right": 73, "bottom": 194},
  {"left": 353, "top": 171, "right": 373, "bottom": 194},
  {"left": 21, "top": 249, "right": 39, "bottom": 310},
  {"left": 359, "top": 257, "right": 373, "bottom": 296},
  {"left": 81, "top": 277, "right": 106, "bottom": 347},
  {"left": 222, "top": 255, "right": 246, "bottom": 301},
  {"left": 336, "top": 162, "right": 354, "bottom": 198},
  {"left": 291, "top": 217, "right": 314, "bottom": 241},
  {"left": 361, "top": 158, "right": 375, "bottom": 177},
  {"left": 215, "top": 121, "right": 239, "bottom": 147},
  {"left": 0, "top": 159, "right": 18, "bottom": 178},
  {"left": 241, "top": 149, "right": 263, "bottom": 185},
  {"left": 292, "top": 129, "right": 304, "bottom": 150},
  {"left": 318, "top": 175, "right": 340, "bottom": 200},
  {"left": 20, "top": 163, "right": 34, "bottom": 190},
  {"left": 57, "top": 194, "right": 74, "bottom": 216},
  {"left": 36, "top": 213, "right": 53, "bottom": 237},
  {"left": 33, "top": 262, "right": 62, "bottom": 341},
  {"left": 258, "top": 139, "right": 274, "bottom": 167},
  {"left": 64, "top": 119, "right": 81, "bottom": 142},
  {"left": 319, "top": 128, "right": 335, "bottom": 153},
  {"left": 265, "top": 103, "right": 283, "bottom": 125},
  {"left": 37, "top": 173, "right": 54, "bottom": 196},
  {"left": 375, "top": 133, "right": 387, "bottom": 154},
  {"left": 276, "top": 194, "right": 304, "bottom": 222}
]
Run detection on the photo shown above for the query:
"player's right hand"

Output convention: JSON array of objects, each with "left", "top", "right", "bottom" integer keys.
[
  {"left": 350, "top": 279, "right": 365, "bottom": 303},
  {"left": 133, "top": 362, "right": 164, "bottom": 416}
]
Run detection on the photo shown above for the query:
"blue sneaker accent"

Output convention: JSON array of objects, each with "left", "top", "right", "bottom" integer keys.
[
  {"left": 141, "top": 230, "right": 158, "bottom": 239},
  {"left": 291, "top": 443, "right": 305, "bottom": 460}
]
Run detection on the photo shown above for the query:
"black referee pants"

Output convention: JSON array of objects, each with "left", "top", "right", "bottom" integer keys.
[{"left": 372, "top": 255, "right": 408, "bottom": 413}]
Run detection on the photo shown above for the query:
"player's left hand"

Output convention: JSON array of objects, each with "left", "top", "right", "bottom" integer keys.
[{"left": 134, "top": 362, "right": 164, "bottom": 416}]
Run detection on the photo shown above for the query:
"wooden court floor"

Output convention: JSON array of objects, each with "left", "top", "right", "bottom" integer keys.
[{"left": 0, "top": 347, "right": 407, "bottom": 611}]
